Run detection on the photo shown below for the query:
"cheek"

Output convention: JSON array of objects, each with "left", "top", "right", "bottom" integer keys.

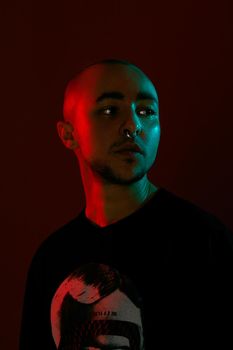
[
  {"left": 75, "top": 116, "right": 98, "bottom": 156},
  {"left": 146, "top": 125, "right": 161, "bottom": 154},
  {"left": 77, "top": 123, "right": 109, "bottom": 159}
]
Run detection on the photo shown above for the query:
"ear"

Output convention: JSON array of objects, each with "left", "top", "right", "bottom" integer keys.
[{"left": 56, "top": 121, "right": 79, "bottom": 150}]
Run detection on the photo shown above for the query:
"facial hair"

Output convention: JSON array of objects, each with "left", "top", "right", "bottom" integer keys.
[{"left": 89, "top": 159, "right": 151, "bottom": 185}]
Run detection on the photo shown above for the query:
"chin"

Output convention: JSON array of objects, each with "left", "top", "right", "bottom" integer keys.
[
  {"left": 109, "top": 175, "right": 145, "bottom": 185},
  {"left": 91, "top": 160, "right": 152, "bottom": 185},
  {"left": 100, "top": 168, "right": 146, "bottom": 185}
]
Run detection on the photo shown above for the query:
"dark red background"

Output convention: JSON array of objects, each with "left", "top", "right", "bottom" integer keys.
[{"left": 2, "top": 1, "right": 233, "bottom": 349}]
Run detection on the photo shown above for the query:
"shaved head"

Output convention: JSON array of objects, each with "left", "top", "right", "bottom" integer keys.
[
  {"left": 63, "top": 59, "right": 157, "bottom": 122},
  {"left": 58, "top": 58, "right": 160, "bottom": 186}
]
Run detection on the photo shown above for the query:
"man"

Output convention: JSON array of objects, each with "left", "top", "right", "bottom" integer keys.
[
  {"left": 58, "top": 58, "right": 160, "bottom": 227},
  {"left": 20, "top": 59, "right": 233, "bottom": 349},
  {"left": 50, "top": 263, "right": 144, "bottom": 350}
]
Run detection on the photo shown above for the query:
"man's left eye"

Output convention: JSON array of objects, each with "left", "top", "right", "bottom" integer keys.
[{"left": 137, "top": 108, "right": 156, "bottom": 116}]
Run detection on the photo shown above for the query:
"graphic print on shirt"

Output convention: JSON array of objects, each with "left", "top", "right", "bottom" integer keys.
[{"left": 50, "top": 262, "right": 144, "bottom": 350}]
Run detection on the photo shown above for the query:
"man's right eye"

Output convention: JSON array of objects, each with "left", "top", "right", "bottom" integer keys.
[{"left": 100, "top": 106, "right": 118, "bottom": 116}]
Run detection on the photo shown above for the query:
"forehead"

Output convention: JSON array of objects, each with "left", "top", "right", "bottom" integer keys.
[{"left": 74, "top": 64, "right": 158, "bottom": 102}]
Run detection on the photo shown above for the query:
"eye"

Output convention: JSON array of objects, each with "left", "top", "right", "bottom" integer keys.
[
  {"left": 137, "top": 107, "right": 157, "bottom": 117},
  {"left": 100, "top": 106, "right": 118, "bottom": 116}
]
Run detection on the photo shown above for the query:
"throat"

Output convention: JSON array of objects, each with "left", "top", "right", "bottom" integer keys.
[{"left": 85, "top": 181, "right": 158, "bottom": 227}]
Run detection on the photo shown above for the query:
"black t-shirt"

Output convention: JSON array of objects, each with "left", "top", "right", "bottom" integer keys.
[{"left": 19, "top": 188, "right": 233, "bottom": 349}]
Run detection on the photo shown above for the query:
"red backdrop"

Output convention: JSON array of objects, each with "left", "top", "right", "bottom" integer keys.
[{"left": 2, "top": 1, "right": 233, "bottom": 349}]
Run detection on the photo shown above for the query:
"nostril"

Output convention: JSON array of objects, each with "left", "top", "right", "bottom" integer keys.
[{"left": 123, "top": 129, "right": 133, "bottom": 139}]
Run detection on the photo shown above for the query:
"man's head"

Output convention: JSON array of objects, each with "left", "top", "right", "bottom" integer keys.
[
  {"left": 57, "top": 59, "right": 160, "bottom": 185},
  {"left": 51, "top": 263, "right": 144, "bottom": 350}
]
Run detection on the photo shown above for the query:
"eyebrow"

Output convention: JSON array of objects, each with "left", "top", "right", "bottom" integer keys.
[{"left": 96, "top": 91, "right": 158, "bottom": 104}]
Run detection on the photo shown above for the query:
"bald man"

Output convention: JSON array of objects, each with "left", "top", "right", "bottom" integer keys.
[
  {"left": 57, "top": 60, "right": 160, "bottom": 226},
  {"left": 20, "top": 59, "right": 233, "bottom": 350}
]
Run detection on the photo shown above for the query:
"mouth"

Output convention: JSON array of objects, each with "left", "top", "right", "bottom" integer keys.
[{"left": 114, "top": 143, "right": 143, "bottom": 155}]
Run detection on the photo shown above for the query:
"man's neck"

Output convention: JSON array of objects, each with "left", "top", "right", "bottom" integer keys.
[{"left": 83, "top": 175, "right": 158, "bottom": 227}]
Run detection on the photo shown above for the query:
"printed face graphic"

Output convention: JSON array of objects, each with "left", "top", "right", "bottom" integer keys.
[
  {"left": 51, "top": 263, "right": 144, "bottom": 350},
  {"left": 83, "top": 335, "right": 130, "bottom": 350},
  {"left": 64, "top": 64, "right": 160, "bottom": 184},
  {"left": 79, "top": 290, "right": 143, "bottom": 350}
]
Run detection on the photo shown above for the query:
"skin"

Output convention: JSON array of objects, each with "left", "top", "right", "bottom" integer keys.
[{"left": 57, "top": 63, "right": 160, "bottom": 227}]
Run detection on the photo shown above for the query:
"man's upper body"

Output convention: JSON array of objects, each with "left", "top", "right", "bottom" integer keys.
[
  {"left": 20, "top": 188, "right": 233, "bottom": 349},
  {"left": 20, "top": 59, "right": 233, "bottom": 349}
]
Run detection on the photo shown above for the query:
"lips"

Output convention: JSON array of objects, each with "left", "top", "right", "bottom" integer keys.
[{"left": 114, "top": 143, "right": 143, "bottom": 154}]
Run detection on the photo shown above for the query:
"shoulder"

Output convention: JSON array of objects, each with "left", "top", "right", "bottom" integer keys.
[
  {"left": 158, "top": 188, "right": 228, "bottom": 230},
  {"left": 28, "top": 211, "right": 86, "bottom": 272},
  {"left": 158, "top": 188, "right": 233, "bottom": 260}
]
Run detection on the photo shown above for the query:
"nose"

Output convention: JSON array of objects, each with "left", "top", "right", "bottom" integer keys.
[{"left": 120, "top": 107, "right": 142, "bottom": 138}]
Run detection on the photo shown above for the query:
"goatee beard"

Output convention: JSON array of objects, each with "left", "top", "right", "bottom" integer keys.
[{"left": 90, "top": 161, "right": 146, "bottom": 185}]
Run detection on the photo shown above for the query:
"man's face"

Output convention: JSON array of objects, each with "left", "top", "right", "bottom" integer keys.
[{"left": 66, "top": 63, "right": 160, "bottom": 184}]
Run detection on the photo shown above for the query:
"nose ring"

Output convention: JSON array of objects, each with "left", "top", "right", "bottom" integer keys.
[
  {"left": 123, "top": 125, "right": 141, "bottom": 139},
  {"left": 124, "top": 129, "right": 134, "bottom": 139}
]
